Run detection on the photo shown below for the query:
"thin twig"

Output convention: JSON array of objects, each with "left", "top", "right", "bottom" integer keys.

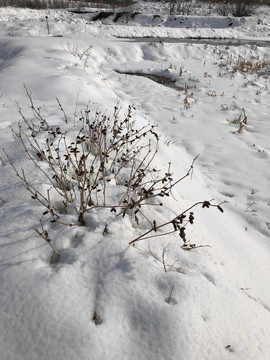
[
  {"left": 35, "top": 215, "right": 60, "bottom": 264},
  {"left": 166, "top": 286, "right": 175, "bottom": 304},
  {"left": 148, "top": 243, "right": 170, "bottom": 272},
  {"left": 56, "top": 98, "right": 68, "bottom": 123},
  {"left": 129, "top": 200, "right": 226, "bottom": 245}
]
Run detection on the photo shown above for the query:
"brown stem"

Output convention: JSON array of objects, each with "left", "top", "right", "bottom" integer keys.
[{"left": 129, "top": 200, "right": 225, "bottom": 245}]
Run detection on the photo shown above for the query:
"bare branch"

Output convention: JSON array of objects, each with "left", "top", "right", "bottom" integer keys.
[{"left": 129, "top": 201, "right": 226, "bottom": 245}]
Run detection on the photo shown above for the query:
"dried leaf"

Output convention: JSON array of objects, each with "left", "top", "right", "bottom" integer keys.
[
  {"left": 202, "top": 201, "right": 210, "bottom": 208},
  {"left": 217, "top": 205, "right": 224, "bottom": 213}
]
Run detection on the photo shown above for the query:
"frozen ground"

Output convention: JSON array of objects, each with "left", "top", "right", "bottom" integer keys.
[{"left": 0, "top": 2, "right": 270, "bottom": 360}]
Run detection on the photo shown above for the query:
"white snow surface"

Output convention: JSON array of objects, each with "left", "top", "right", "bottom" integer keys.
[{"left": 0, "top": 2, "right": 270, "bottom": 360}]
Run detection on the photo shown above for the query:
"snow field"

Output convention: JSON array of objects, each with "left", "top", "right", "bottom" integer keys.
[{"left": 0, "top": 3, "right": 270, "bottom": 360}]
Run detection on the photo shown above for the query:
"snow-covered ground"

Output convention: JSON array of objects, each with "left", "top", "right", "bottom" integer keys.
[{"left": 0, "top": 2, "right": 270, "bottom": 360}]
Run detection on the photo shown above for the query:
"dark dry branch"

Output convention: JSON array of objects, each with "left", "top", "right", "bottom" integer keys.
[
  {"left": 6, "top": 92, "right": 225, "bottom": 248},
  {"left": 23, "top": 84, "right": 49, "bottom": 131},
  {"left": 3, "top": 149, "right": 77, "bottom": 227},
  {"left": 166, "top": 286, "right": 175, "bottom": 304},
  {"left": 129, "top": 201, "right": 226, "bottom": 245},
  {"left": 35, "top": 214, "right": 60, "bottom": 264},
  {"left": 56, "top": 98, "right": 68, "bottom": 123},
  {"left": 7, "top": 96, "right": 173, "bottom": 226}
]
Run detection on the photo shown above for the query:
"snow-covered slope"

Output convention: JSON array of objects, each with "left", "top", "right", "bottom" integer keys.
[{"left": 0, "top": 3, "right": 270, "bottom": 360}]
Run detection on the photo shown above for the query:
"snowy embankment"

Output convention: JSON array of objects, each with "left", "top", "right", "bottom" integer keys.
[{"left": 0, "top": 3, "right": 270, "bottom": 360}]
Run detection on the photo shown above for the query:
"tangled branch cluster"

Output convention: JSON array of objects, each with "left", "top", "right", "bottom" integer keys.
[
  {"left": 4, "top": 91, "right": 225, "bottom": 261},
  {"left": 7, "top": 94, "right": 180, "bottom": 227}
]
